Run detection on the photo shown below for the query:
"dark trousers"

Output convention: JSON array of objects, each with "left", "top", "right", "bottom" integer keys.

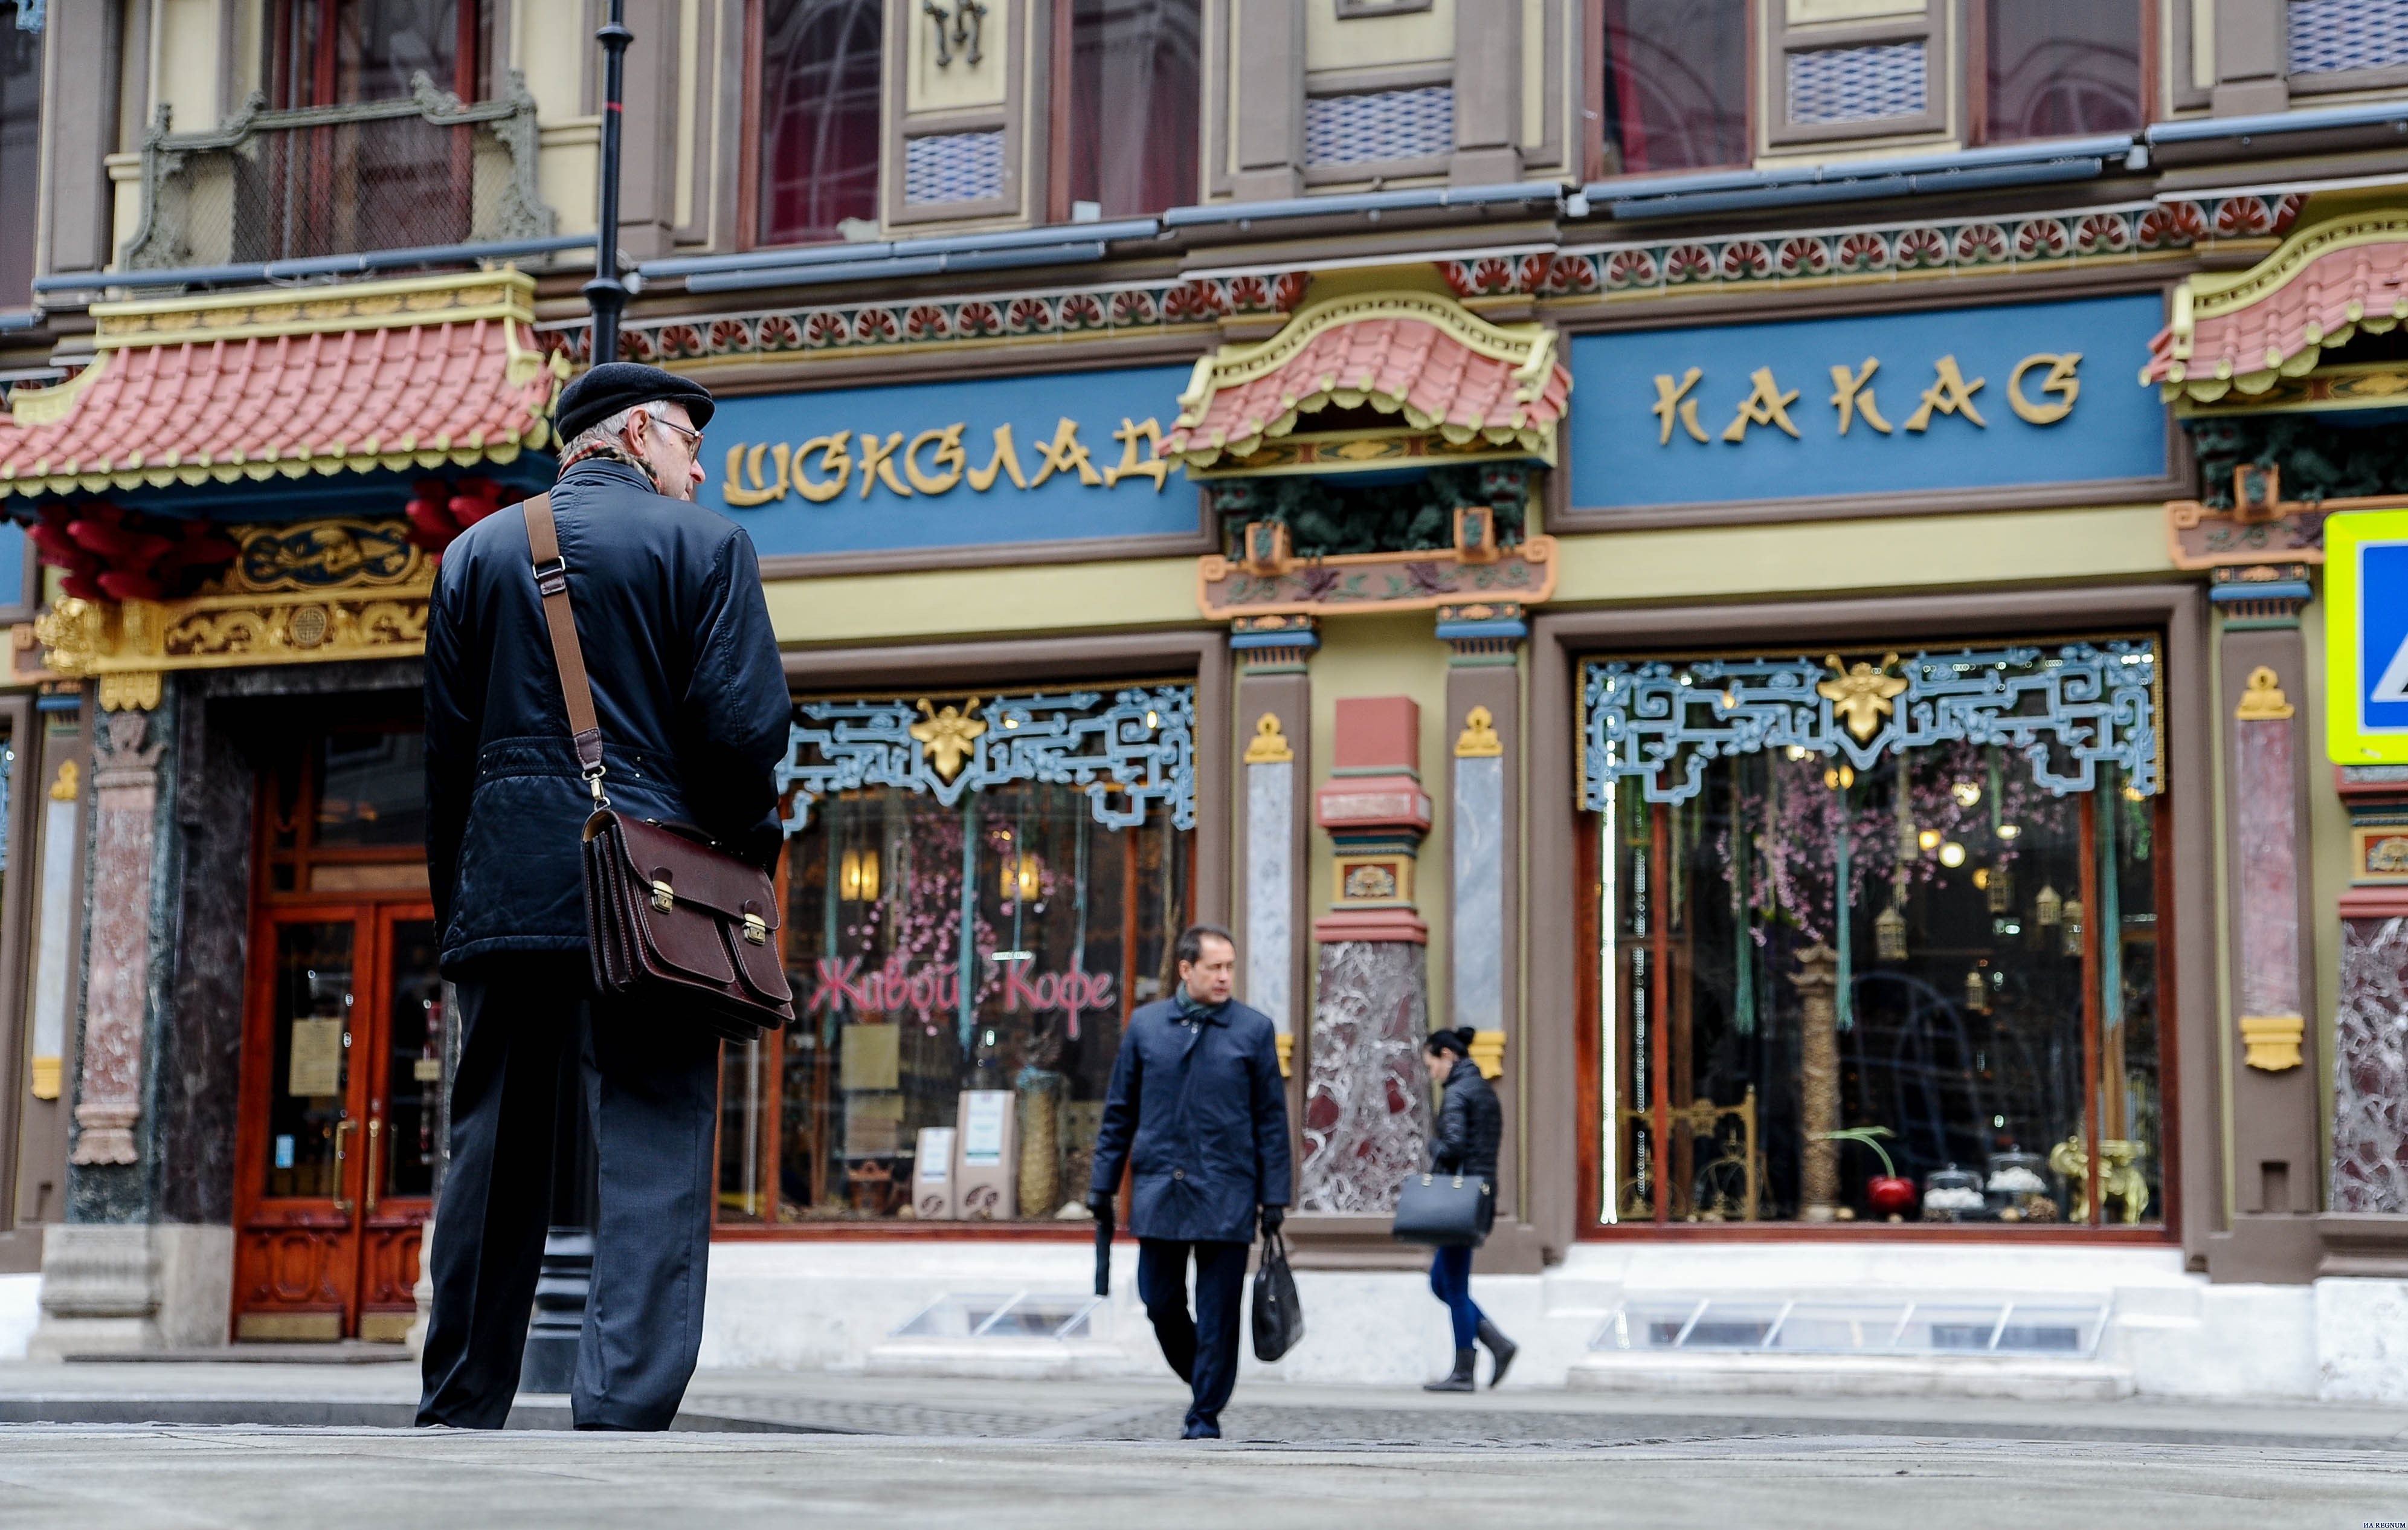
[
  {"left": 1137, "top": 1238, "right": 1249, "bottom": 1436},
  {"left": 1429, "top": 1245, "right": 1484, "bottom": 1351},
  {"left": 416, "top": 958, "right": 721, "bottom": 1431}
]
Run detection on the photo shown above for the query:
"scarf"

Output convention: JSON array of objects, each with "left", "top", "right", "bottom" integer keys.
[
  {"left": 556, "top": 440, "right": 660, "bottom": 491},
  {"left": 1174, "top": 987, "right": 1229, "bottom": 1024}
]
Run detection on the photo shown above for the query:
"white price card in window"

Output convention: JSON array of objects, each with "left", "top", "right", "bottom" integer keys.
[{"left": 961, "top": 1091, "right": 1007, "bottom": 1166}]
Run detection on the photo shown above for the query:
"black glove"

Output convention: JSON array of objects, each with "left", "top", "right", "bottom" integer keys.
[
  {"left": 1087, "top": 1190, "right": 1116, "bottom": 1228},
  {"left": 1259, "top": 1205, "right": 1284, "bottom": 1235}
]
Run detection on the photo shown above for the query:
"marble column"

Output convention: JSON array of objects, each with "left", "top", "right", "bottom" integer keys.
[
  {"left": 1440, "top": 602, "right": 1524, "bottom": 1219},
  {"left": 71, "top": 708, "right": 164, "bottom": 1167},
  {"left": 1298, "top": 697, "right": 1432, "bottom": 1214},
  {"left": 2335, "top": 765, "right": 2408, "bottom": 1215},
  {"left": 2209, "top": 564, "right": 2322, "bottom": 1283},
  {"left": 1231, "top": 615, "right": 1315, "bottom": 1081}
]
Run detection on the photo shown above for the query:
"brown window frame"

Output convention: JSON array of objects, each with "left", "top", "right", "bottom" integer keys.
[
  {"left": 1582, "top": 0, "right": 1760, "bottom": 184},
  {"left": 1965, "top": 0, "right": 2157, "bottom": 150},
  {"left": 1763, "top": 0, "right": 1947, "bottom": 150}
]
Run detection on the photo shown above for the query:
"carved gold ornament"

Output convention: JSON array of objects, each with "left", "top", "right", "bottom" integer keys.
[
  {"left": 48, "top": 761, "right": 78, "bottom": 801},
  {"left": 19, "top": 519, "right": 435, "bottom": 696},
  {"left": 1455, "top": 705, "right": 1504, "bottom": 758},
  {"left": 2235, "top": 665, "right": 2296, "bottom": 721},
  {"left": 1817, "top": 653, "right": 1908, "bottom": 741},
  {"left": 2240, "top": 1013, "right": 2305, "bottom": 1072},
  {"left": 909, "top": 698, "right": 987, "bottom": 782},
  {"left": 1244, "top": 712, "right": 1294, "bottom": 764}
]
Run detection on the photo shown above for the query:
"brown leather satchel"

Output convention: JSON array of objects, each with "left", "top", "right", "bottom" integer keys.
[{"left": 524, "top": 492, "right": 794, "bottom": 1043}]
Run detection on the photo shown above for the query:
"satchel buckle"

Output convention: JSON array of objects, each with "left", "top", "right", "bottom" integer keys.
[
  {"left": 743, "top": 913, "right": 768, "bottom": 945},
  {"left": 533, "top": 555, "right": 568, "bottom": 595},
  {"left": 650, "top": 878, "right": 674, "bottom": 912}
]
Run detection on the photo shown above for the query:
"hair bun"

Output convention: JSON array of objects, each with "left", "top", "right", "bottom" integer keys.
[{"left": 1452, "top": 1027, "right": 1477, "bottom": 1048}]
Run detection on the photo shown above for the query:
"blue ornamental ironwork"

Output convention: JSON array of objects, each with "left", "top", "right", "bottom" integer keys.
[
  {"left": 1582, "top": 641, "right": 2160, "bottom": 808},
  {"left": 779, "top": 684, "right": 1196, "bottom": 834}
]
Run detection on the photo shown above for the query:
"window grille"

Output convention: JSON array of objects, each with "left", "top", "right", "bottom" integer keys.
[
  {"left": 2289, "top": 0, "right": 2408, "bottom": 75},
  {"left": 903, "top": 129, "right": 1006, "bottom": 205},
  {"left": 1785, "top": 40, "right": 1928, "bottom": 125},
  {"left": 1304, "top": 85, "right": 1455, "bottom": 167}
]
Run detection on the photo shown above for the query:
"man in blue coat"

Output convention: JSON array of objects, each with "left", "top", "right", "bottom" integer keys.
[
  {"left": 416, "top": 363, "right": 791, "bottom": 1430},
  {"left": 1087, "top": 923, "right": 1293, "bottom": 1438}
]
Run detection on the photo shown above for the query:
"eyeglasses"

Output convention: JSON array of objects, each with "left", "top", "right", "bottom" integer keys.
[{"left": 650, "top": 415, "right": 703, "bottom": 453}]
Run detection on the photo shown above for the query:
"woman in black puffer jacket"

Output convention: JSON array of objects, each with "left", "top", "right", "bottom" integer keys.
[{"left": 1421, "top": 1028, "right": 1516, "bottom": 1391}]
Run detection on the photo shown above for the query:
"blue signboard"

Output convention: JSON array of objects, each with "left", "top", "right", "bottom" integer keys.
[
  {"left": 698, "top": 364, "right": 1197, "bottom": 559},
  {"left": 1565, "top": 292, "right": 2169, "bottom": 509},
  {"left": 2325, "top": 509, "right": 2408, "bottom": 764}
]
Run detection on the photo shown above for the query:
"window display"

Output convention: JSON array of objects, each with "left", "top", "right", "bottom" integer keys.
[
  {"left": 1581, "top": 639, "right": 2166, "bottom": 1230},
  {"left": 718, "top": 685, "right": 1196, "bottom": 1226}
]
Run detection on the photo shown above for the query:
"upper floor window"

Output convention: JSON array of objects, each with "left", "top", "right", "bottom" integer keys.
[
  {"left": 1979, "top": 0, "right": 2142, "bottom": 143},
  {"left": 1597, "top": 0, "right": 1750, "bottom": 177},
  {"left": 269, "top": 0, "right": 491, "bottom": 108},
  {"left": 1, "top": 9, "right": 40, "bottom": 309},
  {"left": 755, "top": 0, "right": 883, "bottom": 247},
  {"left": 1059, "top": 0, "right": 1201, "bottom": 218}
]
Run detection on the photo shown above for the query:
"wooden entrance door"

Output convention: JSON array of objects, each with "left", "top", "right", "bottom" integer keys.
[{"left": 231, "top": 905, "right": 444, "bottom": 1342}]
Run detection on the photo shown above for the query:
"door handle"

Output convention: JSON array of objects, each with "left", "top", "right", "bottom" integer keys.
[
  {"left": 331, "top": 1119, "right": 357, "bottom": 1221},
  {"left": 364, "top": 1118, "right": 382, "bottom": 1216}
]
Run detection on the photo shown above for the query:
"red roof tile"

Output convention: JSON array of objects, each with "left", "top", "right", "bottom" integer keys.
[
  {"left": 1165, "top": 291, "right": 1571, "bottom": 469},
  {"left": 0, "top": 270, "right": 564, "bottom": 502},
  {"left": 2143, "top": 208, "right": 2408, "bottom": 401}
]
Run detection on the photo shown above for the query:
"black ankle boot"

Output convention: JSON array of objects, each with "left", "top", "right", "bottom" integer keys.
[
  {"left": 1476, "top": 1318, "right": 1518, "bottom": 1388},
  {"left": 1423, "top": 1348, "right": 1476, "bottom": 1392}
]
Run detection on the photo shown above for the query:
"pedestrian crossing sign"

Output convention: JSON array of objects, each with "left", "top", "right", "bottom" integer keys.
[{"left": 2326, "top": 508, "right": 2408, "bottom": 764}]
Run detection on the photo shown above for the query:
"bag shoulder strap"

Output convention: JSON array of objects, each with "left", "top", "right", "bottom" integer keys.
[{"left": 523, "top": 492, "right": 608, "bottom": 802}]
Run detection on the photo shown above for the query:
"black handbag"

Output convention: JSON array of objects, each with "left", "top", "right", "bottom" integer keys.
[
  {"left": 1391, "top": 1171, "right": 1492, "bottom": 1248},
  {"left": 1251, "top": 1228, "right": 1304, "bottom": 1362}
]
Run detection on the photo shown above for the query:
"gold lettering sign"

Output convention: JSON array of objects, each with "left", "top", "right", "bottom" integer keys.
[
  {"left": 718, "top": 416, "right": 1173, "bottom": 506},
  {"left": 1652, "top": 352, "right": 2082, "bottom": 447}
]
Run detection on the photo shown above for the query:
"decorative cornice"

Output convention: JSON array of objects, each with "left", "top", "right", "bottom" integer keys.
[
  {"left": 91, "top": 269, "right": 541, "bottom": 349},
  {"left": 577, "top": 193, "right": 2303, "bottom": 370}
]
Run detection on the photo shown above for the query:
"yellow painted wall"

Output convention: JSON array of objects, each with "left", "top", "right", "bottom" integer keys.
[
  {"left": 761, "top": 502, "right": 2183, "bottom": 649},
  {"left": 1301, "top": 612, "right": 1458, "bottom": 1015}
]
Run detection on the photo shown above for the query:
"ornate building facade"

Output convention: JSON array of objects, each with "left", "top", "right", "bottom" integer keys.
[{"left": 0, "top": 0, "right": 2404, "bottom": 1399}]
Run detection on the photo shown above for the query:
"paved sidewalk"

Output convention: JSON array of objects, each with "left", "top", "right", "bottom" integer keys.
[
  {"left": 0, "top": 1426, "right": 2397, "bottom": 1530},
  {"left": 0, "top": 1359, "right": 2404, "bottom": 1448}
]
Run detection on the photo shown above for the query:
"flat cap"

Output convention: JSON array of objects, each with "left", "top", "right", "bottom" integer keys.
[{"left": 553, "top": 361, "right": 716, "bottom": 445}]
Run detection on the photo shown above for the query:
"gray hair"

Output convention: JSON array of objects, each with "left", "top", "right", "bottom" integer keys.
[{"left": 561, "top": 398, "right": 680, "bottom": 459}]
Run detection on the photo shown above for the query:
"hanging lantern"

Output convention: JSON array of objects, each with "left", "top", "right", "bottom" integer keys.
[
  {"left": 1964, "top": 968, "right": 1991, "bottom": 1014},
  {"left": 1951, "top": 780, "right": 1981, "bottom": 808},
  {"left": 2035, "top": 884, "right": 2062, "bottom": 927},
  {"left": 2061, "top": 898, "right": 2085, "bottom": 957},
  {"left": 839, "top": 849, "right": 864, "bottom": 902},
  {"left": 1987, "top": 863, "right": 2013, "bottom": 913},
  {"left": 1875, "top": 902, "right": 1908, "bottom": 962}
]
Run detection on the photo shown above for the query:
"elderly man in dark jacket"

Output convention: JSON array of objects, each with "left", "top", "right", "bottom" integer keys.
[
  {"left": 416, "top": 361, "right": 791, "bottom": 1431},
  {"left": 1087, "top": 923, "right": 1292, "bottom": 1439}
]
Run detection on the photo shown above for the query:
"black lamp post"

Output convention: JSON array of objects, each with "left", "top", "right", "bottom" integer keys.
[{"left": 519, "top": 0, "right": 633, "bottom": 1398}]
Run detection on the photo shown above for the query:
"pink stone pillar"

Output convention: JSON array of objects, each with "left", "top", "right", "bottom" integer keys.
[
  {"left": 1298, "top": 697, "right": 1432, "bottom": 1214},
  {"left": 71, "top": 710, "right": 164, "bottom": 1166},
  {"left": 2208, "top": 566, "right": 2322, "bottom": 1282}
]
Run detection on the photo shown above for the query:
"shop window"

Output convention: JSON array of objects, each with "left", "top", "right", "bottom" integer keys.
[
  {"left": 755, "top": 0, "right": 883, "bottom": 246},
  {"left": 1595, "top": 0, "right": 1749, "bottom": 176},
  {"left": 260, "top": 725, "right": 431, "bottom": 897},
  {"left": 1580, "top": 640, "right": 2167, "bottom": 1231},
  {"left": 0, "top": 7, "right": 39, "bottom": 311},
  {"left": 251, "top": 0, "right": 497, "bottom": 261},
  {"left": 1058, "top": 0, "right": 1201, "bottom": 218},
  {"left": 718, "top": 685, "right": 1197, "bottom": 1227},
  {"left": 1979, "top": 0, "right": 2142, "bottom": 144}
]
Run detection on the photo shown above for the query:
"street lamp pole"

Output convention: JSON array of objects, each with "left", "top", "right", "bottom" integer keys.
[
  {"left": 520, "top": 0, "right": 633, "bottom": 1399},
  {"left": 585, "top": 0, "right": 634, "bottom": 364}
]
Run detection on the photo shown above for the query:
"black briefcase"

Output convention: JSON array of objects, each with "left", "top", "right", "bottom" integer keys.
[
  {"left": 1251, "top": 1229, "right": 1304, "bottom": 1363},
  {"left": 1391, "top": 1172, "right": 1492, "bottom": 1248}
]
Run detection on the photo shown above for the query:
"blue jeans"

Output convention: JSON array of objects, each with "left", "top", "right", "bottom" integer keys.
[{"left": 1429, "top": 1245, "right": 1482, "bottom": 1351}]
